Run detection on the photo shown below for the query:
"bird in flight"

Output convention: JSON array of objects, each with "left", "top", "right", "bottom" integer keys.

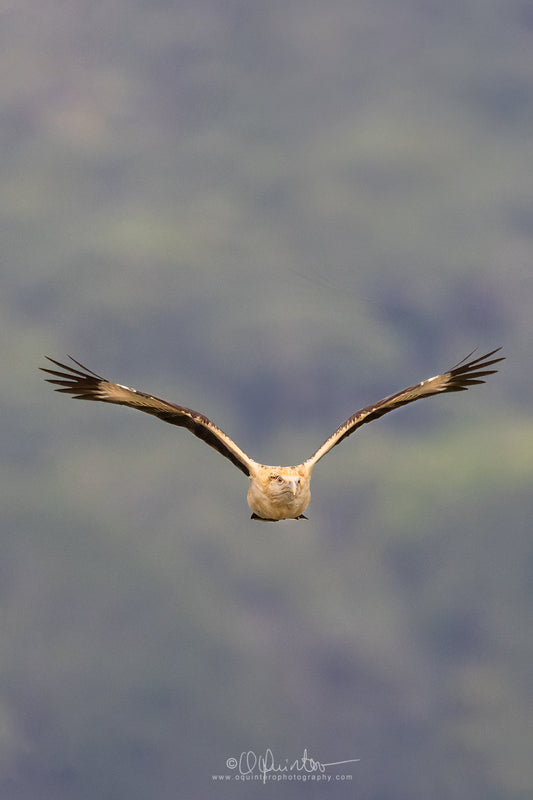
[{"left": 41, "top": 348, "right": 503, "bottom": 521}]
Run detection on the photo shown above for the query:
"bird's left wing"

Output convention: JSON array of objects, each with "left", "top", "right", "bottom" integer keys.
[
  {"left": 304, "top": 347, "right": 504, "bottom": 469},
  {"left": 41, "top": 356, "right": 255, "bottom": 477}
]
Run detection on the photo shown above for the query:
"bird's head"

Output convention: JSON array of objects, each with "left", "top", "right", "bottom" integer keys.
[
  {"left": 247, "top": 464, "right": 311, "bottom": 520},
  {"left": 266, "top": 470, "right": 303, "bottom": 499}
]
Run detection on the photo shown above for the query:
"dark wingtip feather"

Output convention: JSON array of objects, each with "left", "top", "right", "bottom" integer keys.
[
  {"left": 41, "top": 355, "right": 103, "bottom": 380},
  {"left": 41, "top": 356, "right": 105, "bottom": 399},
  {"left": 448, "top": 347, "right": 504, "bottom": 389},
  {"left": 450, "top": 346, "right": 504, "bottom": 370}
]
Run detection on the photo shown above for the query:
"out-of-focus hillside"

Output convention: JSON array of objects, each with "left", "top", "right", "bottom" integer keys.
[{"left": 1, "top": 2, "right": 532, "bottom": 798}]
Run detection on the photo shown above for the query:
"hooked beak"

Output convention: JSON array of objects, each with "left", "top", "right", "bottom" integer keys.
[{"left": 285, "top": 478, "right": 301, "bottom": 496}]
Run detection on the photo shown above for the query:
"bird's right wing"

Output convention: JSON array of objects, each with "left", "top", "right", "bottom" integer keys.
[{"left": 41, "top": 356, "right": 256, "bottom": 477}]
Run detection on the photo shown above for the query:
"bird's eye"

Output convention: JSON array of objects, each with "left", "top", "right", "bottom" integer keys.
[{"left": 270, "top": 474, "right": 283, "bottom": 483}]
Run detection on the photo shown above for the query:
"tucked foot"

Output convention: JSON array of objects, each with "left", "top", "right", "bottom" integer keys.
[{"left": 250, "top": 513, "right": 309, "bottom": 521}]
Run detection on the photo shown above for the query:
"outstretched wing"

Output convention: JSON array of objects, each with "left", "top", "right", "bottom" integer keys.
[
  {"left": 41, "top": 356, "right": 256, "bottom": 477},
  {"left": 304, "top": 347, "right": 504, "bottom": 469}
]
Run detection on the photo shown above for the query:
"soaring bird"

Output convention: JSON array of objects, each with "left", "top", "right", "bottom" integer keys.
[{"left": 41, "top": 348, "right": 503, "bottom": 521}]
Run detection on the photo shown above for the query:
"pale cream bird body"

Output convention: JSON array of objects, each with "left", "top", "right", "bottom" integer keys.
[{"left": 41, "top": 348, "right": 503, "bottom": 521}]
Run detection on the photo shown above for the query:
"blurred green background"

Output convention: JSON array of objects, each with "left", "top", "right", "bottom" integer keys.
[{"left": 2, "top": 1, "right": 532, "bottom": 798}]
